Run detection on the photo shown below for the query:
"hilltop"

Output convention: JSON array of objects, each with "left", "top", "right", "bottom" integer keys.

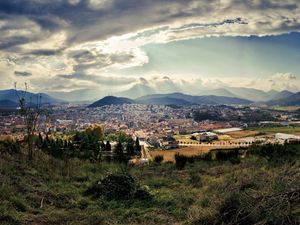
[{"left": 88, "top": 96, "right": 134, "bottom": 107}]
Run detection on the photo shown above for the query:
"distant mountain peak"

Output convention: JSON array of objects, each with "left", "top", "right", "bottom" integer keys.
[
  {"left": 0, "top": 89, "right": 62, "bottom": 107},
  {"left": 88, "top": 96, "right": 134, "bottom": 108}
]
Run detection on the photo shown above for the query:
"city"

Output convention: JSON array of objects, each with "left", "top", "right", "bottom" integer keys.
[
  {"left": 1, "top": 101, "right": 300, "bottom": 161},
  {"left": 1, "top": 0, "right": 300, "bottom": 224}
]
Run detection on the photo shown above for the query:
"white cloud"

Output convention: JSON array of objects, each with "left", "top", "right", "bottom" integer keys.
[
  {"left": 271, "top": 72, "right": 297, "bottom": 80},
  {"left": 0, "top": 0, "right": 300, "bottom": 93}
]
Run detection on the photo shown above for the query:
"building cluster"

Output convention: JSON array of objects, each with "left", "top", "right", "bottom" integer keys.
[{"left": 1, "top": 103, "right": 299, "bottom": 148}]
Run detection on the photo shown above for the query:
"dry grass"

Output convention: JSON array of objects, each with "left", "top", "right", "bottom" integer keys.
[
  {"left": 151, "top": 145, "right": 240, "bottom": 162},
  {"left": 227, "top": 130, "right": 258, "bottom": 139}
]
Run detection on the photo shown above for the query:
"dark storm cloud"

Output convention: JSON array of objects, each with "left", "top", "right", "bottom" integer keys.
[
  {"left": 0, "top": 0, "right": 299, "bottom": 46},
  {"left": 29, "top": 49, "right": 61, "bottom": 56},
  {"left": 0, "top": 36, "right": 30, "bottom": 50},
  {"left": 14, "top": 71, "right": 32, "bottom": 77},
  {"left": 1, "top": 0, "right": 300, "bottom": 93}
]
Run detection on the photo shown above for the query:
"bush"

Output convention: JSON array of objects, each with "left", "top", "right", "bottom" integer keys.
[
  {"left": 200, "top": 152, "right": 213, "bottom": 161},
  {"left": 134, "top": 187, "right": 152, "bottom": 200},
  {"left": 154, "top": 155, "right": 164, "bottom": 164},
  {"left": 85, "top": 173, "right": 151, "bottom": 201},
  {"left": 175, "top": 153, "right": 187, "bottom": 170},
  {"left": 248, "top": 143, "right": 300, "bottom": 165},
  {"left": 85, "top": 173, "right": 136, "bottom": 200},
  {"left": 189, "top": 171, "right": 202, "bottom": 187},
  {"left": 218, "top": 194, "right": 243, "bottom": 224},
  {"left": 10, "top": 197, "right": 26, "bottom": 212},
  {"left": 0, "top": 140, "right": 21, "bottom": 155},
  {"left": 77, "top": 199, "right": 89, "bottom": 210},
  {"left": 214, "top": 149, "right": 241, "bottom": 164}
]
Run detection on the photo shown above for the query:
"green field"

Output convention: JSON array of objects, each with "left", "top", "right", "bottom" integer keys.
[
  {"left": 271, "top": 106, "right": 300, "bottom": 112},
  {"left": 248, "top": 126, "right": 300, "bottom": 134}
]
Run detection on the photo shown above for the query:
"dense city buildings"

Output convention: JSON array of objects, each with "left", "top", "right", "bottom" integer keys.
[{"left": 1, "top": 103, "right": 300, "bottom": 147}]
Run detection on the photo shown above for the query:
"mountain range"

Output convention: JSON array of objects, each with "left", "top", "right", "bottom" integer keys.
[
  {"left": 0, "top": 89, "right": 62, "bottom": 109},
  {"left": 0, "top": 88, "right": 299, "bottom": 108},
  {"left": 266, "top": 92, "right": 300, "bottom": 106},
  {"left": 88, "top": 93, "right": 253, "bottom": 108},
  {"left": 115, "top": 83, "right": 295, "bottom": 102}
]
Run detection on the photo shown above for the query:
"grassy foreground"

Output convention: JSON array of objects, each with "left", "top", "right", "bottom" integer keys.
[{"left": 1, "top": 147, "right": 300, "bottom": 225}]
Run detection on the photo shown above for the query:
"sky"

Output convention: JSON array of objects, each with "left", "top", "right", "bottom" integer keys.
[{"left": 0, "top": 0, "right": 300, "bottom": 99}]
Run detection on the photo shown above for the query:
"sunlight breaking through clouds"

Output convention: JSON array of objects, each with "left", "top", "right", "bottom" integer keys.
[{"left": 0, "top": 0, "right": 299, "bottom": 95}]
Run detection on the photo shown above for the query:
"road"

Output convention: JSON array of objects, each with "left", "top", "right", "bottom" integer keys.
[{"left": 140, "top": 141, "right": 152, "bottom": 161}]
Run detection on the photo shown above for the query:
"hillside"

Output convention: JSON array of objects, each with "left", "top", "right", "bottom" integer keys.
[
  {"left": 267, "top": 92, "right": 300, "bottom": 106},
  {"left": 114, "top": 83, "right": 295, "bottom": 102},
  {"left": 137, "top": 93, "right": 253, "bottom": 105},
  {"left": 88, "top": 96, "right": 134, "bottom": 107},
  {"left": 271, "top": 90, "right": 294, "bottom": 100},
  {"left": 0, "top": 100, "right": 18, "bottom": 109},
  {"left": 0, "top": 89, "right": 62, "bottom": 106},
  {"left": 137, "top": 97, "right": 191, "bottom": 106},
  {"left": 0, "top": 143, "right": 299, "bottom": 225}
]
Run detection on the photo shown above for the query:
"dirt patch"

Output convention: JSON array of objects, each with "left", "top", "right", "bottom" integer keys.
[{"left": 227, "top": 130, "right": 258, "bottom": 139}]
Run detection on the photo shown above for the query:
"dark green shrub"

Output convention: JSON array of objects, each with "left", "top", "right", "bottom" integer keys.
[
  {"left": 134, "top": 188, "right": 152, "bottom": 200},
  {"left": 248, "top": 143, "right": 300, "bottom": 165},
  {"left": 215, "top": 149, "right": 240, "bottom": 161},
  {"left": 85, "top": 174, "right": 137, "bottom": 200},
  {"left": 175, "top": 153, "right": 187, "bottom": 170},
  {"left": 201, "top": 152, "right": 213, "bottom": 161},
  {"left": 10, "top": 197, "right": 26, "bottom": 212},
  {"left": 218, "top": 194, "right": 249, "bottom": 225},
  {"left": 154, "top": 155, "right": 164, "bottom": 163},
  {"left": 0, "top": 214, "right": 20, "bottom": 225},
  {"left": 0, "top": 140, "right": 21, "bottom": 155},
  {"left": 187, "top": 156, "right": 195, "bottom": 163},
  {"left": 77, "top": 199, "right": 89, "bottom": 210},
  {"left": 189, "top": 171, "right": 202, "bottom": 187}
]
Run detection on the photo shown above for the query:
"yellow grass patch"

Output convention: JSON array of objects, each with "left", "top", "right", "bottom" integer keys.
[
  {"left": 151, "top": 146, "right": 240, "bottom": 162},
  {"left": 227, "top": 130, "right": 258, "bottom": 139}
]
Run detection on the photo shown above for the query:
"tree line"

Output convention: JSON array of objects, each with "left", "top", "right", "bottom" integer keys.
[{"left": 37, "top": 127, "right": 142, "bottom": 163}]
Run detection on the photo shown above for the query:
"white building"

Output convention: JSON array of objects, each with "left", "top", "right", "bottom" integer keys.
[{"left": 214, "top": 127, "right": 242, "bottom": 134}]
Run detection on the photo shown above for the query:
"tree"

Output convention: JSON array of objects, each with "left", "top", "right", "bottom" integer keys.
[
  {"left": 105, "top": 141, "right": 111, "bottom": 152},
  {"left": 114, "top": 141, "right": 125, "bottom": 162},
  {"left": 135, "top": 137, "right": 142, "bottom": 156},
  {"left": 15, "top": 82, "right": 42, "bottom": 160},
  {"left": 86, "top": 125, "right": 104, "bottom": 141},
  {"left": 126, "top": 138, "right": 135, "bottom": 156},
  {"left": 100, "top": 141, "right": 106, "bottom": 151}
]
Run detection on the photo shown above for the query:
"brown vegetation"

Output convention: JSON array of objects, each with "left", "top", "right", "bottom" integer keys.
[
  {"left": 151, "top": 146, "right": 240, "bottom": 162},
  {"left": 227, "top": 130, "right": 259, "bottom": 139}
]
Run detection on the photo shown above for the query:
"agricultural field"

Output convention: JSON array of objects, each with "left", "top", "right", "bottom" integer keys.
[
  {"left": 174, "top": 134, "right": 199, "bottom": 144},
  {"left": 247, "top": 126, "right": 300, "bottom": 135},
  {"left": 272, "top": 106, "right": 300, "bottom": 112},
  {"left": 151, "top": 146, "right": 241, "bottom": 162},
  {"left": 226, "top": 130, "right": 259, "bottom": 139}
]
